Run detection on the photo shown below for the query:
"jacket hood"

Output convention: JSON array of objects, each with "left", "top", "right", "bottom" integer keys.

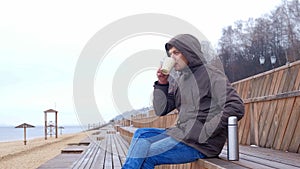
[{"left": 165, "top": 34, "right": 207, "bottom": 70}]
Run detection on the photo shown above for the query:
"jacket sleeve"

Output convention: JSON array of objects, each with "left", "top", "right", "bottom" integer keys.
[
  {"left": 199, "top": 70, "right": 244, "bottom": 141},
  {"left": 153, "top": 81, "right": 176, "bottom": 116},
  {"left": 217, "top": 79, "right": 245, "bottom": 125},
  {"left": 211, "top": 71, "right": 244, "bottom": 136}
]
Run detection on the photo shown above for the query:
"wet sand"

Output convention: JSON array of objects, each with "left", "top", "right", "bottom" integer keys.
[{"left": 0, "top": 131, "right": 93, "bottom": 169}]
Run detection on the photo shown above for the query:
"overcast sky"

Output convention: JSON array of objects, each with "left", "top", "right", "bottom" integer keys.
[{"left": 0, "top": 0, "right": 282, "bottom": 126}]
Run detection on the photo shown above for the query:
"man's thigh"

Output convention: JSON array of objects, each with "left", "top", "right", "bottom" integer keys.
[{"left": 147, "top": 137, "right": 205, "bottom": 165}]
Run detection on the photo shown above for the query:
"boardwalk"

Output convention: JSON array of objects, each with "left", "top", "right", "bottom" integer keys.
[
  {"left": 38, "top": 125, "right": 129, "bottom": 169},
  {"left": 39, "top": 61, "right": 300, "bottom": 168}
]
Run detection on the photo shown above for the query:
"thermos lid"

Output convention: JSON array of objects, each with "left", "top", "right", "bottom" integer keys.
[{"left": 228, "top": 116, "right": 237, "bottom": 125}]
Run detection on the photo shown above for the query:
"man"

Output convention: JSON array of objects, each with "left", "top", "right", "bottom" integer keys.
[{"left": 122, "top": 34, "right": 244, "bottom": 169}]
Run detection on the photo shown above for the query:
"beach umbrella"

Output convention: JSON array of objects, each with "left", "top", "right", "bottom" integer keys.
[
  {"left": 58, "top": 126, "right": 64, "bottom": 135},
  {"left": 15, "top": 123, "right": 35, "bottom": 145}
]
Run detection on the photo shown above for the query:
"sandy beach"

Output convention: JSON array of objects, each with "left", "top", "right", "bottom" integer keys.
[{"left": 0, "top": 131, "right": 93, "bottom": 169}]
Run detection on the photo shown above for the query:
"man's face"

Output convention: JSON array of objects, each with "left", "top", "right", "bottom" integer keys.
[{"left": 168, "top": 46, "right": 189, "bottom": 71}]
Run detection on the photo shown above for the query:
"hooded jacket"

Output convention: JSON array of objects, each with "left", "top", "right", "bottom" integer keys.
[{"left": 153, "top": 34, "right": 244, "bottom": 157}]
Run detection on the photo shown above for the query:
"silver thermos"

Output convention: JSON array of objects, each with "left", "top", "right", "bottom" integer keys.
[{"left": 227, "top": 116, "right": 239, "bottom": 161}]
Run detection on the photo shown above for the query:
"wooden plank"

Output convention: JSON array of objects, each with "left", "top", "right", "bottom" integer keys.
[
  {"left": 256, "top": 76, "right": 265, "bottom": 97},
  {"left": 231, "top": 60, "right": 300, "bottom": 85},
  {"left": 292, "top": 65, "right": 300, "bottom": 90},
  {"left": 90, "top": 127, "right": 114, "bottom": 168},
  {"left": 114, "top": 138, "right": 127, "bottom": 165},
  {"left": 189, "top": 158, "right": 229, "bottom": 169},
  {"left": 238, "top": 106, "right": 247, "bottom": 143},
  {"left": 237, "top": 81, "right": 242, "bottom": 94},
  {"left": 242, "top": 81, "right": 249, "bottom": 99},
  {"left": 272, "top": 69, "right": 284, "bottom": 95},
  {"left": 257, "top": 101, "right": 271, "bottom": 146},
  {"left": 282, "top": 67, "right": 293, "bottom": 93},
  {"left": 265, "top": 99, "right": 286, "bottom": 148},
  {"left": 238, "top": 153, "right": 299, "bottom": 169},
  {"left": 117, "top": 133, "right": 130, "bottom": 148},
  {"left": 284, "top": 97, "right": 300, "bottom": 153},
  {"left": 105, "top": 134, "right": 113, "bottom": 168},
  {"left": 61, "top": 146, "right": 86, "bottom": 154},
  {"left": 281, "top": 96, "right": 300, "bottom": 151},
  {"left": 81, "top": 131, "right": 106, "bottom": 168},
  {"left": 249, "top": 78, "right": 256, "bottom": 98},
  {"left": 246, "top": 129, "right": 250, "bottom": 145},
  {"left": 277, "top": 69, "right": 288, "bottom": 94},
  {"left": 114, "top": 132, "right": 131, "bottom": 167},
  {"left": 114, "top": 134, "right": 129, "bottom": 165},
  {"left": 259, "top": 75, "right": 268, "bottom": 97},
  {"left": 235, "top": 81, "right": 241, "bottom": 96},
  {"left": 221, "top": 148, "right": 300, "bottom": 169},
  {"left": 219, "top": 151, "right": 274, "bottom": 169},
  {"left": 252, "top": 77, "right": 261, "bottom": 98},
  {"left": 71, "top": 142, "right": 97, "bottom": 168},
  {"left": 246, "top": 79, "right": 253, "bottom": 99},
  {"left": 250, "top": 102, "right": 262, "bottom": 146},
  {"left": 90, "top": 135, "right": 107, "bottom": 168},
  {"left": 264, "top": 73, "right": 273, "bottom": 96},
  {"left": 111, "top": 134, "right": 122, "bottom": 167},
  {"left": 38, "top": 154, "right": 82, "bottom": 169},
  {"left": 286, "top": 65, "right": 299, "bottom": 92},
  {"left": 290, "top": 117, "right": 300, "bottom": 152},
  {"left": 84, "top": 144, "right": 100, "bottom": 169},
  {"left": 273, "top": 97, "right": 295, "bottom": 150},
  {"left": 78, "top": 138, "right": 101, "bottom": 169},
  {"left": 93, "top": 134, "right": 108, "bottom": 169},
  {"left": 259, "top": 100, "right": 278, "bottom": 147},
  {"left": 241, "top": 104, "right": 250, "bottom": 145},
  {"left": 249, "top": 103, "right": 255, "bottom": 145},
  {"left": 243, "top": 90, "right": 300, "bottom": 103},
  {"left": 240, "top": 81, "right": 248, "bottom": 99},
  {"left": 223, "top": 145, "right": 300, "bottom": 168},
  {"left": 268, "top": 70, "right": 279, "bottom": 95}
]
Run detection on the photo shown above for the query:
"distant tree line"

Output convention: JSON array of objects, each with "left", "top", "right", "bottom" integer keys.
[{"left": 217, "top": 0, "right": 300, "bottom": 82}]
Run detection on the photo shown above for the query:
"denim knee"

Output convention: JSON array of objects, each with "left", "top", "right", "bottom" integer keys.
[
  {"left": 133, "top": 128, "right": 165, "bottom": 139},
  {"left": 133, "top": 128, "right": 149, "bottom": 138},
  {"left": 141, "top": 156, "right": 157, "bottom": 169}
]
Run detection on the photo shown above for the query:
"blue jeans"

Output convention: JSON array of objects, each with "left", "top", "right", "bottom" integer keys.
[{"left": 121, "top": 128, "right": 206, "bottom": 169}]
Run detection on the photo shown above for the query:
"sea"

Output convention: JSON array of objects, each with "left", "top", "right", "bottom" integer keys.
[{"left": 0, "top": 125, "right": 85, "bottom": 142}]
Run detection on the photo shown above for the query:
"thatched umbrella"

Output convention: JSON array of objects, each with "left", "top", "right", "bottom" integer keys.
[
  {"left": 58, "top": 126, "right": 64, "bottom": 135},
  {"left": 15, "top": 123, "right": 35, "bottom": 145}
]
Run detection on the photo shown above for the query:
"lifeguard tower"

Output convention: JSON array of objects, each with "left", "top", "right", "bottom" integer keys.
[{"left": 44, "top": 109, "right": 58, "bottom": 140}]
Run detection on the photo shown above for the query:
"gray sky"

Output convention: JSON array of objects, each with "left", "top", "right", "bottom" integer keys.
[{"left": 0, "top": 0, "right": 281, "bottom": 126}]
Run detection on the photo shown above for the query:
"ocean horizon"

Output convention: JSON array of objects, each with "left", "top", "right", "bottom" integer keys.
[{"left": 0, "top": 125, "right": 86, "bottom": 142}]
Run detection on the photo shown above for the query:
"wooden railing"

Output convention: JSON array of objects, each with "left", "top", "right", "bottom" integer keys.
[{"left": 232, "top": 60, "right": 300, "bottom": 153}]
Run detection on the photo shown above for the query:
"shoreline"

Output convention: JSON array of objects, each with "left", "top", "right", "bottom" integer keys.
[
  {"left": 0, "top": 125, "right": 86, "bottom": 143},
  {"left": 0, "top": 131, "right": 94, "bottom": 169}
]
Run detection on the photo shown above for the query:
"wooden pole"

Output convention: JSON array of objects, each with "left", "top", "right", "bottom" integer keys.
[
  {"left": 24, "top": 127, "right": 27, "bottom": 145},
  {"left": 55, "top": 111, "right": 58, "bottom": 138},
  {"left": 15, "top": 123, "right": 34, "bottom": 145},
  {"left": 44, "top": 112, "right": 47, "bottom": 140}
]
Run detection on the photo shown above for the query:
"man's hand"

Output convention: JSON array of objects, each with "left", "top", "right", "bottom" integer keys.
[{"left": 157, "top": 68, "right": 169, "bottom": 84}]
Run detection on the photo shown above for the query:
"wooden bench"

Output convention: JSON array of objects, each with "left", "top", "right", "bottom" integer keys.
[
  {"left": 37, "top": 137, "right": 91, "bottom": 169},
  {"left": 70, "top": 125, "right": 131, "bottom": 169},
  {"left": 38, "top": 125, "right": 130, "bottom": 169},
  {"left": 116, "top": 125, "right": 300, "bottom": 169}
]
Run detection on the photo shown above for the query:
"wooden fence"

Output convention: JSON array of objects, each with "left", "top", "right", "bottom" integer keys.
[{"left": 232, "top": 60, "right": 300, "bottom": 153}]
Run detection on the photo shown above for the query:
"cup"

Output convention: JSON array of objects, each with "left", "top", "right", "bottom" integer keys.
[{"left": 161, "top": 57, "right": 175, "bottom": 75}]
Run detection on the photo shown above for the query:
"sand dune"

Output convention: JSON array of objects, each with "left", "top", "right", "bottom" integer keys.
[{"left": 0, "top": 131, "right": 93, "bottom": 169}]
